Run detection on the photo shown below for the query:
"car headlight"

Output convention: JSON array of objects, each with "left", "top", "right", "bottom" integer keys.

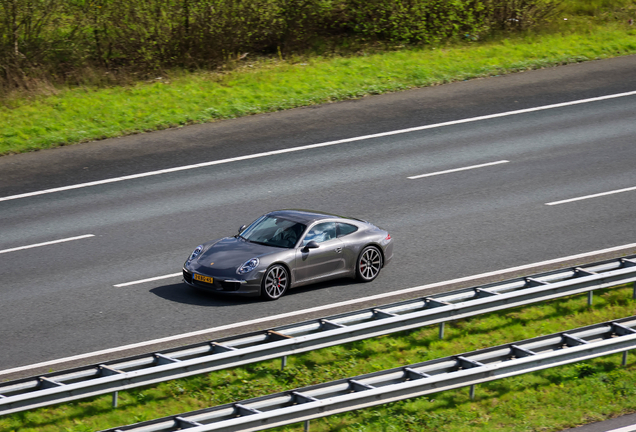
[
  {"left": 187, "top": 245, "right": 204, "bottom": 263},
  {"left": 237, "top": 257, "right": 259, "bottom": 274}
]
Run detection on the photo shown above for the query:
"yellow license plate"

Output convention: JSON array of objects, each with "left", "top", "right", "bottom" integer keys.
[{"left": 194, "top": 274, "right": 213, "bottom": 284}]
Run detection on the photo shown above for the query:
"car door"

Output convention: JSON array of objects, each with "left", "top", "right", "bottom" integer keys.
[{"left": 294, "top": 222, "right": 346, "bottom": 284}]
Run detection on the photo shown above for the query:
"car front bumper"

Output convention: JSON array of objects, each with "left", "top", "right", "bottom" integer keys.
[{"left": 182, "top": 267, "right": 263, "bottom": 297}]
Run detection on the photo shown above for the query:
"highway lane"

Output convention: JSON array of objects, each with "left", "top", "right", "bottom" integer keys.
[
  {"left": 1, "top": 56, "right": 636, "bottom": 372},
  {"left": 3, "top": 55, "right": 636, "bottom": 199}
]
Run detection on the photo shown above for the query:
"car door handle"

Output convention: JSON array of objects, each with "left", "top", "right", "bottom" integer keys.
[{"left": 335, "top": 247, "right": 342, "bottom": 253}]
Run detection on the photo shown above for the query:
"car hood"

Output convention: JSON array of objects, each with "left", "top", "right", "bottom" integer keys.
[{"left": 193, "top": 237, "right": 281, "bottom": 273}]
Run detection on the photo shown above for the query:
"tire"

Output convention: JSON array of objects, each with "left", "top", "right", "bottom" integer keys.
[
  {"left": 261, "top": 264, "right": 289, "bottom": 300},
  {"left": 356, "top": 246, "right": 382, "bottom": 282}
]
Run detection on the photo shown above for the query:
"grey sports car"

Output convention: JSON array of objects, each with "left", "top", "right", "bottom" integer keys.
[{"left": 183, "top": 209, "right": 393, "bottom": 300}]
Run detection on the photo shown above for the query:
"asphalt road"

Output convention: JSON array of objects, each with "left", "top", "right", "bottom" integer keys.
[
  {"left": 1, "top": 55, "right": 636, "bottom": 374},
  {"left": 563, "top": 413, "right": 636, "bottom": 432}
]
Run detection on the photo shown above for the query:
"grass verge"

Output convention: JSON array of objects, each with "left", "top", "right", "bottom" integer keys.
[
  {"left": 1, "top": 21, "right": 636, "bottom": 156},
  {"left": 1, "top": 284, "right": 635, "bottom": 432}
]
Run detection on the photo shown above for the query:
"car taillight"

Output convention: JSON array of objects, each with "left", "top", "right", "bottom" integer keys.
[{"left": 385, "top": 234, "right": 391, "bottom": 240}]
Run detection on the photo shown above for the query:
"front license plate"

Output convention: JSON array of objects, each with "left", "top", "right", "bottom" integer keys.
[{"left": 194, "top": 274, "right": 213, "bottom": 284}]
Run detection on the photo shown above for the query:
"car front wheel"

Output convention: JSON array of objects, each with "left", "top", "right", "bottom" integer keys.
[
  {"left": 356, "top": 246, "right": 382, "bottom": 282},
  {"left": 262, "top": 264, "right": 289, "bottom": 300}
]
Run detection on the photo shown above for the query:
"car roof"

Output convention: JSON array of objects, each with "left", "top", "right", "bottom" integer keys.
[{"left": 267, "top": 209, "right": 366, "bottom": 225}]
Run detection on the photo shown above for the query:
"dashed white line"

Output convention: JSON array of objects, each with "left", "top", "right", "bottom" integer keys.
[
  {"left": 408, "top": 160, "right": 509, "bottom": 179},
  {"left": 546, "top": 186, "right": 636, "bottom": 206},
  {"left": 0, "top": 234, "right": 95, "bottom": 255},
  {"left": 114, "top": 272, "right": 182, "bottom": 287},
  {"left": 2, "top": 91, "right": 636, "bottom": 203}
]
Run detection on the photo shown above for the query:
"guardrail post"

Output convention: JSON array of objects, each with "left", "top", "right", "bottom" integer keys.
[
  {"left": 588, "top": 291, "right": 593, "bottom": 305},
  {"left": 623, "top": 351, "right": 628, "bottom": 366},
  {"left": 281, "top": 356, "right": 287, "bottom": 370},
  {"left": 304, "top": 420, "right": 310, "bottom": 431},
  {"left": 112, "top": 391, "right": 118, "bottom": 408},
  {"left": 439, "top": 322, "right": 445, "bottom": 339},
  {"left": 469, "top": 385, "right": 476, "bottom": 400}
]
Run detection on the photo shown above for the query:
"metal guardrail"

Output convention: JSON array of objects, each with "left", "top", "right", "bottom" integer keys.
[
  {"left": 102, "top": 316, "right": 636, "bottom": 432},
  {"left": 1, "top": 256, "right": 636, "bottom": 416}
]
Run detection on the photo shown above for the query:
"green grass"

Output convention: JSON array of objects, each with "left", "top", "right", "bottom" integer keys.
[
  {"left": 2, "top": 20, "right": 636, "bottom": 156},
  {"left": 1, "top": 284, "right": 635, "bottom": 432}
]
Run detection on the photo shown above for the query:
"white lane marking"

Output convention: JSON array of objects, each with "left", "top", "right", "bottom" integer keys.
[
  {"left": 546, "top": 186, "right": 636, "bottom": 206},
  {"left": 3, "top": 241, "right": 636, "bottom": 377},
  {"left": 3, "top": 90, "right": 636, "bottom": 203},
  {"left": 408, "top": 160, "right": 509, "bottom": 179},
  {"left": 602, "top": 426, "right": 636, "bottom": 432},
  {"left": 115, "top": 272, "right": 182, "bottom": 287},
  {"left": 0, "top": 234, "right": 95, "bottom": 255}
]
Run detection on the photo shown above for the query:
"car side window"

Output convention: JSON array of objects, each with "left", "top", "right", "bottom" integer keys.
[
  {"left": 337, "top": 223, "right": 358, "bottom": 238},
  {"left": 302, "top": 222, "right": 337, "bottom": 246}
]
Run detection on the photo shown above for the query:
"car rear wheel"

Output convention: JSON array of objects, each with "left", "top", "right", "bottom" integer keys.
[
  {"left": 262, "top": 265, "right": 289, "bottom": 300},
  {"left": 356, "top": 246, "right": 382, "bottom": 282}
]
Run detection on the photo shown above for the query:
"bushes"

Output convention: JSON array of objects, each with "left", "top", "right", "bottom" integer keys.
[
  {"left": 343, "top": 0, "right": 487, "bottom": 43},
  {"left": 0, "top": 0, "right": 562, "bottom": 95}
]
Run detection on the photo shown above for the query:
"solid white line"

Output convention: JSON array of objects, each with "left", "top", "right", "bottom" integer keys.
[
  {"left": 408, "top": 160, "right": 509, "bottom": 179},
  {"left": 3, "top": 241, "right": 636, "bottom": 377},
  {"left": 546, "top": 186, "right": 636, "bottom": 206},
  {"left": 603, "top": 426, "right": 636, "bottom": 432},
  {"left": 0, "top": 234, "right": 95, "bottom": 255},
  {"left": 3, "top": 90, "right": 636, "bottom": 203},
  {"left": 114, "top": 272, "right": 182, "bottom": 287}
]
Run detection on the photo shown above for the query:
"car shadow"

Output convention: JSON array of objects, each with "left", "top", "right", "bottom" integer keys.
[
  {"left": 150, "top": 283, "right": 262, "bottom": 307},
  {"left": 286, "top": 278, "right": 361, "bottom": 297},
  {"left": 150, "top": 278, "right": 361, "bottom": 306}
]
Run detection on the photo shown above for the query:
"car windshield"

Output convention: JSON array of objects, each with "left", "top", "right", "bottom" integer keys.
[{"left": 240, "top": 215, "right": 306, "bottom": 248}]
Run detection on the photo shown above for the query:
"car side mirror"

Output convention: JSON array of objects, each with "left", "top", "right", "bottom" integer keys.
[
  {"left": 238, "top": 225, "right": 247, "bottom": 234},
  {"left": 302, "top": 241, "right": 319, "bottom": 252}
]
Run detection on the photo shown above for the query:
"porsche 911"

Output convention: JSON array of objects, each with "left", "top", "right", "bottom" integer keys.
[{"left": 183, "top": 209, "right": 393, "bottom": 300}]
